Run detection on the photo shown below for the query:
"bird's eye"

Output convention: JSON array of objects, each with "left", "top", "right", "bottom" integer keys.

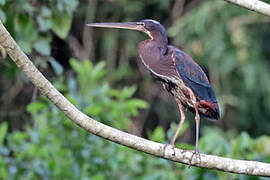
[{"left": 137, "top": 22, "right": 145, "bottom": 26}]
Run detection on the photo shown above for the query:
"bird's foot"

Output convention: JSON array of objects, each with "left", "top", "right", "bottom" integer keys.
[
  {"left": 163, "top": 143, "right": 176, "bottom": 157},
  {"left": 189, "top": 150, "right": 201, "bottom": 167}
]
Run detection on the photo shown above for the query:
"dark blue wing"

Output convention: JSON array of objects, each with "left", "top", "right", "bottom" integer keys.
[{"left": 172, "top": 47, "right": 217, "bottom": 103}]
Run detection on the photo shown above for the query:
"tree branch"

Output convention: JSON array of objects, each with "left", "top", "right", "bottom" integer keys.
[
  {"left": 224, "top": 0, "right": 270, "bottom": 17},
  {"left": 0, "top": 20, "right": 270, "bottom": 177}
]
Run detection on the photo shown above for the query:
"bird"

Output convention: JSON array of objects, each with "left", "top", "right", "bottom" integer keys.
[{"left": 86, "top": 19, "right": 220, "bottom": 161}]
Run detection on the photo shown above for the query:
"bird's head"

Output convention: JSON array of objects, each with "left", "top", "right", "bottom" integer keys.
[{"left": 86, "top": 19, "right": 167, "bottom": 40}]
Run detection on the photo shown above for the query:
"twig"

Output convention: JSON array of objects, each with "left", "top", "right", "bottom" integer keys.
[
  {"left": 0, "top": 20, "right": 270, "bottom": 177},
  {"left": 224, "top": 0, "right": 270, "bottom": 17}
]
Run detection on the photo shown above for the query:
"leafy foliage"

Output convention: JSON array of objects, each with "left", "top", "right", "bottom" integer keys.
[
  {"left": 1, "top": 0, "right": 270, "bottom": 179},
  {"left": 0, "top": 59, "right": 149, "bottom": 179},
  {"left": 1, "top": 60, "right": 270, "bottom": 179},
  {"left": 0, "top": 0, "right": 78, "bottom": 66}
]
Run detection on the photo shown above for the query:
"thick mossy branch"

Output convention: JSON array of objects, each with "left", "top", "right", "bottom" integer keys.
[
  {"left": 224, "top": 0, "right": 270, "bottom": 17},
  {"left": 0, "top": 20, "right": 270, "bottom": 176}
]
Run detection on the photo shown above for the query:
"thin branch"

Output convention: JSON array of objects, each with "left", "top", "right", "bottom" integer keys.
[
  {"left": 224, "top": 0, "right": 270, "bottom": 17},
  {"left": 0, "top": 21, "right": 270, "bottom": 177}
]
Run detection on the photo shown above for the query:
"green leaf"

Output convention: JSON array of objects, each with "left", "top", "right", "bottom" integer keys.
[
  {"left": 10, "top": 131, "right": 29, "bottom": 145},
  {"left": 49, "top": 57, "right": 63, "bottom": 75},
  {"left": 84, "top": 106, "right": 102, "bottom": 117},
  {"left": 26, "top": 102, "right": 47, "bottom": 115},
  {"left": 0, "top": 9, "right": 6, "bottom": 23},
  {"left": 92, "top": 61, "right": 106, "bottom": 80},
  {"left": 53, "top": 77, "right": 68, "bottom": 92},
  {"left": 0, "top": 122, "right": 8, "bottom": 146},
  {"left": 17, "top": 14, "right": 37, "bottom": 42},
  {"left": 37, "top": 16, "right": 52, "bottom": 32},
  {"left": 51, "top": 12, "right": 72, "bottom": 39},
  {"left": 41, "top": 6, "right": 52, "bottom": 17},
  {"left": 69, "top": 58, "right": 82, "bottom": 74},
  {"left": 112, "top": 65, "right": 132, "bottom": 81},
  {"left": 17, "top": 40, "right": 32, "bottom": 54},
  {"left": 150, "top": 126, "right": 165, "bottom": 142},
  {"left": 126, "top": 99, "right": 148, "bottom": 109},
  {"left": 119, "top": 86, "right": 137, "bottom": 100},
  {"left": 0, "top": 0, "right": 5, "bottom": 5},
  {"left": 81, "top": 60, "right": 93, "bottom": 75},
  {"left": 108, "top": 89, "right": 121, "bottom": 97},
  {"left": 254, "top": 136, "right": 270, "bottom": 154},
  {"left": 33, "top": 39, "right": 51, "bottom": 56},
  {"left": 175, "top": 143, "right": 194, "bottom": 150},
  {"left": 91, "top": 173, "right": 106, "bottom": 180}
]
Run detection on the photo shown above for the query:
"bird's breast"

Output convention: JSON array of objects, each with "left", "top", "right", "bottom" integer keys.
[{"left": 139, "top": 52, "right": 197, "bottom": 107}]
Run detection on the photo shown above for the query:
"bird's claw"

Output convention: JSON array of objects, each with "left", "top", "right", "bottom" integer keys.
[
  {"left": 189, "top": 150, "right": 201, "bottom": 167},
  {"left": 163, "top": 143, "right": 176, "bottom": 157}
]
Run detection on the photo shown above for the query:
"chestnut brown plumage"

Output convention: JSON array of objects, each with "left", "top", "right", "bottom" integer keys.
[{"left": 87, "top": 19, "right": 220, "bottom": 159}]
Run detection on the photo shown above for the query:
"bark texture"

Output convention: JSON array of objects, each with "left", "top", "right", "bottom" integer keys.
[{"left": 224, "top": 0, "right": 270, "bottom": 16}]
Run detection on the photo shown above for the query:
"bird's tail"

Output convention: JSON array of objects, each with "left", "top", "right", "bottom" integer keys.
[{"left": 198, "top": 100, "right": 220, "bottom": 120}]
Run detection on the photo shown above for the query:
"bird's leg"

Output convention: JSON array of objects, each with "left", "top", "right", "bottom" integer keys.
[
  {"left": 170, "top": 100, "right": 185, "bottom": 147},
  {"left": 190, "top": 103, "right": 201, "bottom": 165},
  {"left": 194, "top": 104, "right": 200, "bottom": 153},
  {"left": 164, "top": 100, "right": 185, "bottom": 156}
]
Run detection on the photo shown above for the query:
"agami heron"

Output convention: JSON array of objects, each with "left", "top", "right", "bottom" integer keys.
[{"left": 87, "top": 19, "right": 220, "bottom": 160}]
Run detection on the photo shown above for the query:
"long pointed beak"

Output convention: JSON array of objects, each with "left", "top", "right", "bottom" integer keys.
[{"left": 86, "top": 22, "right": 145, "bottom": 32}]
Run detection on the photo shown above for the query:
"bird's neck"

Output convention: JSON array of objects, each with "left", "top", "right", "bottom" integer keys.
[
  {"left": 150, "top": 32, "right": 168, "bottom": 55},
  {"left": 139, "top": 34, "right": 168, "bottom": 57},
  {"left": 138, "top": 34, "right": 168, "bottom": 68}
]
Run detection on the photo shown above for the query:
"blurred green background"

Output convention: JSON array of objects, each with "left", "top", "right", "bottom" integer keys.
[{"left": 0, "top": 0, "right": 270, "bottom": 179}]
